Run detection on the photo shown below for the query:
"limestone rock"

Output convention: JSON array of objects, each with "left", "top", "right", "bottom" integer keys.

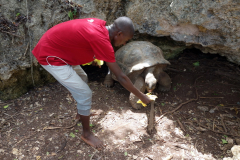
[
  {"left": 126, "top": 0, "right": 240, "bottom": 64},
  {"left": 223, "top": 145, "right": 240, "bottom": 160}
]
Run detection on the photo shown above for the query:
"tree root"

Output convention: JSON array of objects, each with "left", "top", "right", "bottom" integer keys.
[
  {"left": 43, "top": 120, "right": 78, "bottom": 130},
  {"left": 156, "top": 76, "right": 202, "bottom": 124}
]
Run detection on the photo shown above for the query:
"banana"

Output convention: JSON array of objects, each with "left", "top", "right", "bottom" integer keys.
[
  {"left": 82, "top": 62, "right": 92, "bottom": 66},
  {"left": 82, "top": 59, "right": 104, "bottom": 66},
  {"left": 94, "top": 59, "right": 104, "bottom": 66},
  {"left": 137, "top": 93, "right": 158, "bottom": 107}
]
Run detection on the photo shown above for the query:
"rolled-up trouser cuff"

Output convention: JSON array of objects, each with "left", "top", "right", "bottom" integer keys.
[{"left": 78, "top": 108, "right": 91, "bottom": 116}]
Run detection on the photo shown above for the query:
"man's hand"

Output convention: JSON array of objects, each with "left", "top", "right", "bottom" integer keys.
[
  {"left": 91, "top": 59, "right": 104, "bottom": 68},
  {"left": 91, "top": 60, "right": 101, "bottom": 68},
  {"left": 140, "top": 93, "right": 151, "bottom": 105},
  {"left": 106, "top": 61, "right": 152, "bottom": 105}
]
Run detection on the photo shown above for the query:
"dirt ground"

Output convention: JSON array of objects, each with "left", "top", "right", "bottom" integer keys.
[{"left": 1, "top": 49, "right": 240, "bottom": 160}]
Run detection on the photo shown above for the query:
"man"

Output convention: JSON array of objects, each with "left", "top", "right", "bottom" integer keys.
[{"left": 32, "top": 17, "right": 151, "bottom": 149}]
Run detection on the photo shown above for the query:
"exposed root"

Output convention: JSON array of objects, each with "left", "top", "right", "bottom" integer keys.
[{"left": 156, "top": 76, "right": 202, "bottom": 124}]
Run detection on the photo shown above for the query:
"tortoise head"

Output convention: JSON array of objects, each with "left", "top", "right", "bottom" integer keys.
[{"left": 145, "top": 72, "right": 157, "bottom": 93}]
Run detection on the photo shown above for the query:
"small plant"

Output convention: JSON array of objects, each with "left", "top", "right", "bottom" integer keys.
[
  {"left": 221, "top": 139, "right": 228, "bottom": 144},
  {"left": 16, "top": 13, "right": 20, "bottom": 17},
  {"left": 221, "top": 135, "right": 228, "bottom": 144},
  {"left": 68, "top": 9, "right": 77, "bottom": 20},
  {"left": 193, "top": 61, "right": 200, "bottom": 67},
  {"left": 69, "top": 132, "right": 75, "bottom": 138},
  {"left": 173, "top": 86, "right": 177, "bottom": 91}
]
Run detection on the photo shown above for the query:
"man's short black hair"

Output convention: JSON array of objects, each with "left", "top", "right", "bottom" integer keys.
[{"left": 114, "top": 16, "right": 135, "bottom": 37}]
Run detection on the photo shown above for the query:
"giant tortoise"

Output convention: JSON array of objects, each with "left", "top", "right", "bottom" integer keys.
[{"left": 104, "top": 41, "right": 171, "bottom": 109}]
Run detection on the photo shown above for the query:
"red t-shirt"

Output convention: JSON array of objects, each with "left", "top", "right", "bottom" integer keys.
[{"left": 32, "top": 18, "right": 115, "bottom": 66}]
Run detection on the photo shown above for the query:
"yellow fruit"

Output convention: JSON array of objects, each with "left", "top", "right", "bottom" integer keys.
[
  {"left": 94, "top": 59, "right": 104, "bottom": 66},
  {"left": 82, "top": 59, "right": 104, "bottom": 66},
  {"left": 137, "top": 99, "right": 147, "bottom": 107},
  {"left": 137, "top": 93, "right": 158, "bottom": 107},
  {"left": 82, "top": 62, "right": 92, "bottom": 66}
]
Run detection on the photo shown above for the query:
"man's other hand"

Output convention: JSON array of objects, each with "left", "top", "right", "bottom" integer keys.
[{"left": 91, "top": 60, "right": 101, "bottom": 68}]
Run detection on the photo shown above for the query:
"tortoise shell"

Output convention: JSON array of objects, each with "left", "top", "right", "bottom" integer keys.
[{"left": 114, "top": 41, "right": 170, "bottom": 78}]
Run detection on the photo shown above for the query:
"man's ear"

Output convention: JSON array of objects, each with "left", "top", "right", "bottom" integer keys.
[{"left": 117, "top": 31, "right": 123, "bottom": 36}]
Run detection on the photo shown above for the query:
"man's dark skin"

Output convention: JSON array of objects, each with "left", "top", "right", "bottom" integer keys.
[{"left": 76, "top": 17, "right": 151, "bottom": 149}]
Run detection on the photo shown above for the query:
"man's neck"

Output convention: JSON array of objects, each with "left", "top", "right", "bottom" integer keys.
[{"left": 106, "top": 24, "right": 114, "bottom": 40}]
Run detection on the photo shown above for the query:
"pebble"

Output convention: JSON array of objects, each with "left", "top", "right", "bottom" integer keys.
[
  {"left": 235, "top": 139, "right": 240, "bottom": 145},
  {"left": 209, "top": 108, "right": 216, "bottom": 113},
  {"left": 197, "top": 106, "right": 209, "bottom": 112},
  {"left": 226, "top": 137, "right": 234, "bottom": 144}
]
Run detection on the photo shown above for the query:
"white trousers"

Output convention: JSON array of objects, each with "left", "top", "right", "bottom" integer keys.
[{"left": 41, "top": 65, "right": 91, "bottom": 116}]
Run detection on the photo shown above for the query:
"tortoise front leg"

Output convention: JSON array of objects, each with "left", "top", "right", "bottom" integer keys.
[
  {"left": 103, "top": 67, "right": 114, "bottom": 87},
  {"left": 129, "top": 76, "right": 146, "bottom": 109},
  {"left": 158, "top": 71, "right": 171, "bottom": 91}
]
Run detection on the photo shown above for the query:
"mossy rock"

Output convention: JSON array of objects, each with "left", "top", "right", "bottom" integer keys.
[{"left": 0, "top": 65, "right": 56, "bottom": 100}]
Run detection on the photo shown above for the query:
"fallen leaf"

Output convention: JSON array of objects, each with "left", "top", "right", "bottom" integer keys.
[
  {"left": 36, "top": 156, "right": 41, "bottom": 160},
  {"left": 3, "top": 105, "right": 9, "bottom": 109}
]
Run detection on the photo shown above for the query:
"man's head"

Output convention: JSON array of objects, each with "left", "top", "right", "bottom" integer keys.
[{"left": 109, "top": 16, "right": 135, "bottom": 47}]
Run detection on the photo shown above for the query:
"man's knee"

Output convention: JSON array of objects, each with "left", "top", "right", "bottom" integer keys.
[{"left": 85, "top": 88, "right": 92, "bottom": 97}]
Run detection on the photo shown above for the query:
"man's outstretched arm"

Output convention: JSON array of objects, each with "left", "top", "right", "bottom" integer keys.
[{"left": 106, "top": 62, "right": 151, "bottom": 104}]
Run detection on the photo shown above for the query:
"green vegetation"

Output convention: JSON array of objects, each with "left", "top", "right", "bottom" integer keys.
[
  {"left": 68, "top": 9, "right": 77, "bottom": 20},
  {"left": 193, "top": 61, "right": 200, "bottom": 67}
]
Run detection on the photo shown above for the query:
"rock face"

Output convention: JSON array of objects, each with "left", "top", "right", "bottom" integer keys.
[
  {"left": 0, "top": 0, "right": 126, "bottom": 100},
  {"left": 126, "top": 0, "right": 240, "bottom": 64},
  {"left": 0, "top": 0, "right": 239, "bottom": 100}
]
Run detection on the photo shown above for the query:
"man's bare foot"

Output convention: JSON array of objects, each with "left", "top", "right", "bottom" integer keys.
[{"left": 81, "top": 132, "right": 103, "bottom": 149}]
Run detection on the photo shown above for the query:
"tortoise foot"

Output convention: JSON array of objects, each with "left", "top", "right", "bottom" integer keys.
[
  {"left": 103, "top": 74, "right": 114, "bottom": 87},
  {"left": 129, "top": 93, "right": 142, "bottom": 109},
  {"left": 158, "top": 85, "right": 171, "bottom": 92},
  {"left": 158, "top": 71, "right": 171, "bottom": 92},
  {"left": 130, "top": 101, "right": 142, "bottom": 110}
]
